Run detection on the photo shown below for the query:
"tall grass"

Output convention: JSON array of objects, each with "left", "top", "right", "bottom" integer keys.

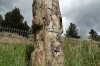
[
  {"left": 0, "top": 44, "right": 34, "bottom": 66},
  {"left": 63, "top": 39, "right": 100, "bottom": 66},
  {"left": 0, "top": 38, "right": 100, "bottom": 66}
]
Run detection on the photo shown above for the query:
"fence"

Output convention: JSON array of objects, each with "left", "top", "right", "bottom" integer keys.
[
  {"left": 0, "top": 26, "right": 34, "bottom": 44},
  {"left": 0, "top": 29, "right": 100, "bottom": 66}
]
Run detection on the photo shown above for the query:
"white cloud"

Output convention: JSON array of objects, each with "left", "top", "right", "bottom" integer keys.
[{"left": 62, "top": 17, "right": 71, "bottom": 34}]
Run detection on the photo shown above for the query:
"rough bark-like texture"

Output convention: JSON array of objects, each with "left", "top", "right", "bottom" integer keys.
[{"left": 31, "top": 0, "right": 64, "bottom": 66}]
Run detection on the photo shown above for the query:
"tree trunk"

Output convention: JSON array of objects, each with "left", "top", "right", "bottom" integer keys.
[{"left": 31, "top": 0, "right": 64, "bottom": 66}]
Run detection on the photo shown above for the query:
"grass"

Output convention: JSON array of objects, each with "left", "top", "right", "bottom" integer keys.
[
  {"left": 0, "top": 38, "right": 100, "bottom": 66},
  {"left": 63, "top": 39, "right": 100, "bottom": 66},
  {"left": 0, "top": 44, "right": 34, "bottom": 66}
]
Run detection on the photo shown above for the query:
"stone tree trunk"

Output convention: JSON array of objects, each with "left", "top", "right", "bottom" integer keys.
[{"left": 30, "top": 0, "right": 64, "bottom": 66}]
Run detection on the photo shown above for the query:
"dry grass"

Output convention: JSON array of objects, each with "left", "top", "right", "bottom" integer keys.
[
  {"left": 0, "top": 32, "right": 34, "bottom": 44},
  {"left": 0, "top": 37, "right": 33, "bottom": 44}
]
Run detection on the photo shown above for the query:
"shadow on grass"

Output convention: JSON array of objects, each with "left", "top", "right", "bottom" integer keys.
[
  {"left": 25, "top": 44, "right": 34, "bottom": 66},
  {"left": 98, "top": 44, "right": 100, "bottom": 47}
]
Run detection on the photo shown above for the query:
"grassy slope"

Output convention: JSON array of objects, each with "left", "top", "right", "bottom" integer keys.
[
  {"left": 0, "top": 38, "right": 100, "bottom": 66},
  {"left": 0, "top": 44, "right": 34, "bottom": 66},
  {"left": 63, "top": 38, "right": 100, "bottom": 66}
]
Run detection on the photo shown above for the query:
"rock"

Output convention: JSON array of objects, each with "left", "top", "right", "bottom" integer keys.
[{"left": 31, "top": 0, "right": 64, "bottom": 66}]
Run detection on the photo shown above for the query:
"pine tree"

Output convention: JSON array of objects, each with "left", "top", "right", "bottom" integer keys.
[
  {"left": 89, "top": 29, "right": 100, "bottom": 41},
  {"left": 65, "top": 22, "right": 80, "bottom": 38},
  {"left": 0, "top": 15, "right": 3, "bottom": 25},
  {"left": 2, "top": 7, "right": 29, "bottom": 30}
]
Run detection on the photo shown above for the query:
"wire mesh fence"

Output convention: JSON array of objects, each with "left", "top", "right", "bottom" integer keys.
[
  {"left": 0, "top": 26, "right": 34, "bottom": 44},
  {"left": 0, "top": 27, "right": 100, "bottom": 66}
]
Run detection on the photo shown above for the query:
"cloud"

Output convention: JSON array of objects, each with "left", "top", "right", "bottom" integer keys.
[
  {"left": 0, "top": 0, "right": 33, "bottom": 26},
  {"left": 0, "top": 0, "right": 16, "bottom": 9},
  {"left": 0, "top": 0, "right": 100, "bottom": 37},
  {"left": 14, "top": 0, "right": 33, "bottom": 26},
  {"left": 59, "top": 0, "right": 100, "bottom": 37}
]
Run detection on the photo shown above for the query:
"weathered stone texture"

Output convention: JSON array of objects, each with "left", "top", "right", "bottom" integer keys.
[{"left": 31, "top": 0, "right": 64, "bottom": 66}]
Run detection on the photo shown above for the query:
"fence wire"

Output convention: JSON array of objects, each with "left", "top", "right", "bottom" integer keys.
[{"left": 0, "top": 26, "right": 34, "bottom": 44}]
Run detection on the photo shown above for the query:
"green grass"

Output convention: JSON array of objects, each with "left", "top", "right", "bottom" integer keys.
[
  {"left": 0, "top": 44, "right": 34, "bottom": 66},
  {"left": 63, "top": 40, "right": 100, "bottom": 66},
  {"left": 0, "top": 39, "right": 100, "bottom": 66}
]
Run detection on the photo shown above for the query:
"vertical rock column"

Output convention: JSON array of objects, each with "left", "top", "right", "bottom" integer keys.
[{"left": 31, "top": 0, "right": 64, "bottom": 66}]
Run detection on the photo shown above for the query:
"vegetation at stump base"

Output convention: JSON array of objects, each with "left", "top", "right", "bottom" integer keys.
[
  {"left": 89, "top": 29, "right": 100, "bottom": 41},
  {"left": 1, "top": 7, "right": 29, "bottom": 30},
  {"left": 65, "top": 22, "right": 80, "bottom": 39}
]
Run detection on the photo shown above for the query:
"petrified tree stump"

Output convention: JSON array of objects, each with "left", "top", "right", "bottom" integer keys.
[{"left": 31, "top": 0, "right": 64, "bottom": 66}]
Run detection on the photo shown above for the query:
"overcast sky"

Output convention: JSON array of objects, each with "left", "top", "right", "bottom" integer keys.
[{"left": 0, "top": 0, "right": 100, "bottom": 37}]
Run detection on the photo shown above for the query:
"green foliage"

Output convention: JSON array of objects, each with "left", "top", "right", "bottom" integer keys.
[
  {"left": 0, "top": 39, "right": 100, "bottom": 66},
  {"left": 65, "top": 22, "right": 80, "bottom": 39},
  {"left": 89, "top": 29, "right": 100, "bottom": 41},
  {"left": 24, "top": 21, "right": 29, "bottom": 30},
  {"left": 0, "top": 15, "right": 3, "bottom": 25},
  {"left": 2, "top": 7, "right": 29, "bottom": 30},
  {"left": 0, "top": 44, "right": 34, "bottom": 66}
]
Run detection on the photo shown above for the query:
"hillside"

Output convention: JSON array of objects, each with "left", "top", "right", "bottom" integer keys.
[
  {"left": 0, "top": 38, "right": 100, "bottom": 66},
  {"left": 0, "top": 32, "right": 33, "bottom": 44},
  {"left": 63, "top": 38, "right": 100, "bottom": 66}
]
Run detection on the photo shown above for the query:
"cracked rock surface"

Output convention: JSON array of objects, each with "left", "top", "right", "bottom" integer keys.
[{"left": 31, "top": 0, "right": 64, "bottom": 66}]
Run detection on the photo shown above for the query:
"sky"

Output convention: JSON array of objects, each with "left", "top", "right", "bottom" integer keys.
[{"left": 0, "top": 0, "right": 100, "bottom": 37}]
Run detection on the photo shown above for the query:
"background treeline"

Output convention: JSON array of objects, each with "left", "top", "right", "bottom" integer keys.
[
  {"left": 0, "top": 7, "right": 100, "bottom": 40},
  {"left": 64, "top": 22, "right": 100, "bottom": 41},
  {"left": 0, "top": 7, "right": 30, "bottom": 37},
  {"left": 0, "top": 7, "right": 29, "bottom": 30}
]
